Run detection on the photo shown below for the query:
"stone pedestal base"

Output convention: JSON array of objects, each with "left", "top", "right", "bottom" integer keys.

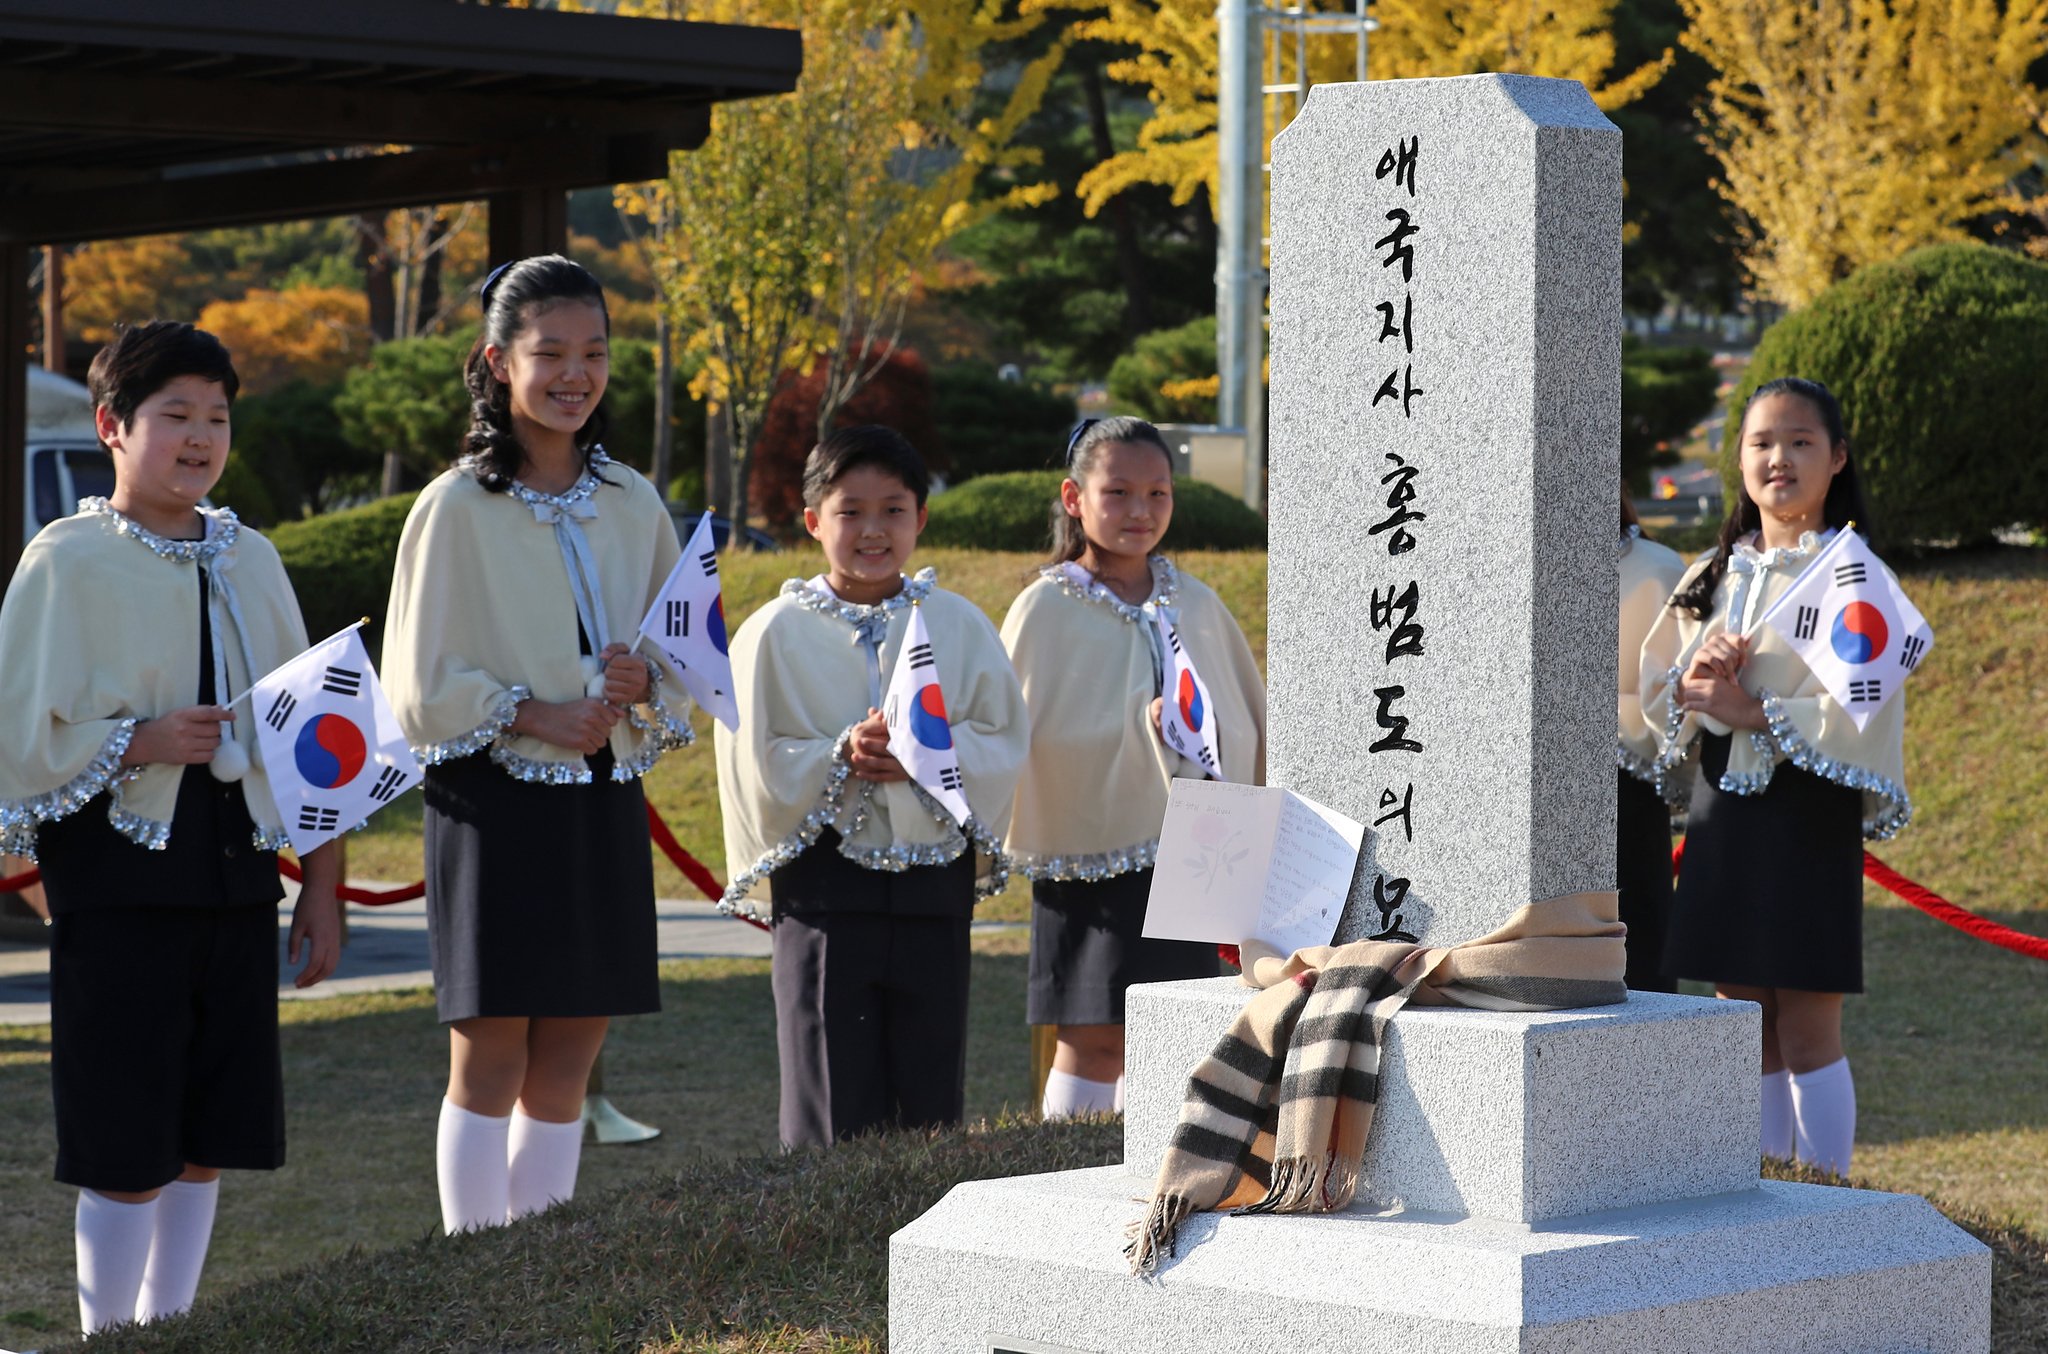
[{"left": 890, "top": 1168, "right": 1989, "bottom": 1354}]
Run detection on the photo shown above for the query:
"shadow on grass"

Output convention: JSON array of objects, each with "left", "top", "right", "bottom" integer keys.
[{"left": 0, "top": 948, "right": 1036, "bottom": 1352}]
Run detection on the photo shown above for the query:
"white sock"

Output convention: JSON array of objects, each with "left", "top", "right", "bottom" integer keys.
[
  {"left": 136, "top": 1177, "right": 219, "bottom": 1323},
  {"left": 1790, "top": 1057, "right": 1857, "bottom": 1176},
  {"left": 1041, "top": 1068, "right": 1118, "bottom": 1120},
  {"left": 437, "top": 1098, "right": 511, "bottom": 1234},
  {"left": 76, "top": 1190, "right": 156, "bottom": 1334},
  {"left": 1760, "top": 1069, "right": 1795, "bottom": 1160},
  {"left": 1113, "top": 1073, "right": 1126, "bottom": 1113},
  {"left": 507, "top": 1107, "right": 584, "bottom": 1220}
]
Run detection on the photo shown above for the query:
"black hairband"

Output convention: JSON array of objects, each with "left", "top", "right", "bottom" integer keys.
[
  {"left": 480, "top": 261, "right": 513, "bottom": 308},
  {"left": 1064, "top": 417, "right": 1101, "bottom": 466}
]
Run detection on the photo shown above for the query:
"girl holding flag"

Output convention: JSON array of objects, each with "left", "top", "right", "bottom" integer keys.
[
  {"left": 1642, "top": 376, "right": 1913, "bottom": 1176},
  {"left": 713, "top": 425, "right": 1029, "bottom": 1148},
  {"left": 1001, "top": 416, "right": 1266, "bottom": 1120},
  {"left": 383, "top": 256, "right": 695, "bottom": 1232}
]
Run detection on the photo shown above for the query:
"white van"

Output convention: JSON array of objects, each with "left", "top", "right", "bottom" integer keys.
[{"left": 24, "top": 365, "right": 114, "bottom": 543}]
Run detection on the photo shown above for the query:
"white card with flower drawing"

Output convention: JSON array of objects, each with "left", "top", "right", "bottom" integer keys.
[{"left": 1142, "top": 778, "right": 1363, "bottom": 955}]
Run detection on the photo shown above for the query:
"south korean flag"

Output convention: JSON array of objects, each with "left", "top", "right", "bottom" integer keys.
[
  {"left": 881, "top": 603, "right": 972, "bottom": 827},
  {"left": 637, "top": 511, "right": 739, "bottom": 732},
  {"left": 1756, "top": 527, "right": 1933, "bottom": 731},
  {"left": 248, "top": 623, "right": 422, "bottom": 855},
  {"left": 1147, "top": 603, "right": 1223, "bottom": 779}
]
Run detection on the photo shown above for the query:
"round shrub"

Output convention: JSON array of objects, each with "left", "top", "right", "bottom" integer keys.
[
  {"left": 267, "top": 492, "right": 418, "bottom": 662},
  {"left": 1722, "top": 243, "right": 2048, "bottom": 545},
  {"left": 921, "top": 469, "right": 1267, "bottom": 553}
]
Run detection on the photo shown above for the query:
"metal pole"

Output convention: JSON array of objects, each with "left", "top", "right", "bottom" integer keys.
[{"left": 1215, "top": 0, "right": 1266, "bottom": 511}]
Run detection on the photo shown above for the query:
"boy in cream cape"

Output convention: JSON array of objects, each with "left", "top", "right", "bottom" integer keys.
[
  {"left": 714, "top": 426, "right": 1029, "bottom": 1148},
  {"left": 0, "top": 322, "right": 341, "bottom": 1335}
]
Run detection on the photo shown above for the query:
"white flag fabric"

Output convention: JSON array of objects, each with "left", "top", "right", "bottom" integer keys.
[
  {"left": 637, "top": 511, "right": 739, "bottom": 732},
  {"left": 882, "top": 603, "right": 973, "bottom": 827},
  {"left": 1755, "top": 527, "right": 1933, "bottom": 732},
  {"left": 1149, "top": 604, "right": 1223, "bottom": 778},
  {"left": 249, "top": 625, "right": 423, "bottom": 856}
]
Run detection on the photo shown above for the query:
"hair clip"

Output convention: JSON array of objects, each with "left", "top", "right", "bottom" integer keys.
[
  {"left": 480, "top": 261, "right": 514, "bottom": 308},
  {"left": 1064, "top": 417, "right": 1101, "bottom": 465}
]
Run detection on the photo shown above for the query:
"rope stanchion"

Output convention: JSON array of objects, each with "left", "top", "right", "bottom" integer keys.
[
  {"left": 0, "top": 866, "right": 40, "bottom": 895},
  {"left": 1672, "top": 837, "right": 2046, "bottom": 963}
]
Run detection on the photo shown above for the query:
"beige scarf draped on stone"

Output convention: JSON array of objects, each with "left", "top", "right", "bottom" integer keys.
[{"left": 1129, "top": 891, "right": 1627, "bottom": 1274}]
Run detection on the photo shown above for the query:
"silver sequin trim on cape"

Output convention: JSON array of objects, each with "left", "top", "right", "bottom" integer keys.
[
  {"left": 0, "top": 720, "right": 142, "bottom": 861},
  {"left": 1041, "top": 556, "right": 1180, "bottom": 623}
]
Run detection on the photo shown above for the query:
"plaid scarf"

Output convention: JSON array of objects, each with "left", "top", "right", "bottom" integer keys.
[{"left": 1128, "top": 891, "right": 1627, "bottom": 1274}]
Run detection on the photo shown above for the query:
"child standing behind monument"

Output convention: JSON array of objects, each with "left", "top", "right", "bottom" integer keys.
[
  {"left": 0, "top": 322, "right": 342, "bottom": 1335},
  {"left": 1616, "top": 491, "right": 1687, "bottom": 993},
  {"left": 1001, "top": 417, "right": 1266, "bottom": 1120},
  {"left": 715, "top": 425, "right": 1029, "bottom": 1148},
  {"left": 1642, "top": 377, "right": 1909, "bottom": 1176},
  {"left": 383, "top": 256, "right": 695, "bottom": 1233}
]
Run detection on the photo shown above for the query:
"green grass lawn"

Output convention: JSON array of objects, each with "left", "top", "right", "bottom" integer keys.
[{"left": 3, "top": 542, "right": 2044, "bottom": 1351}]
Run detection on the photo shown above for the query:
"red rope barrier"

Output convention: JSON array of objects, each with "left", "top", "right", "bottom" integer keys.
[
  {"left": 645, "top": 803, "right": 770, "bottom": 933},
  {"left": 275, "top": 856, "right": 424, "bottom": 906},
  {"left": 1860, "top": 850, "right": 2048, "bottom": 962},
  {"left": 0, "top": 865, "right": 39, "bottom": 895},
  {"left": 1672, "top": 837, "right": 2046, "bottom": 962}
]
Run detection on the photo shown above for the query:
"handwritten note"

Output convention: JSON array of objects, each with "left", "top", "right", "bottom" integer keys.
[{"left": 1143, "top": 778, "right": 1364, "bottom": 956}]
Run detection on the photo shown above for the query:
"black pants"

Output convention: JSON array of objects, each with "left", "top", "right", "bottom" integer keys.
[{"left": 1617, "top": 770, "right": 1677, "bottom": 994}]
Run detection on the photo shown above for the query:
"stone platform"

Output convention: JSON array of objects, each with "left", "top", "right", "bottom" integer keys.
[
  {"left": 891, "top": 1168, "right": 1988, "bottom": 1354},
  {"left": 1124, "top": 981, "right": 1760, "bottom": 1222}
]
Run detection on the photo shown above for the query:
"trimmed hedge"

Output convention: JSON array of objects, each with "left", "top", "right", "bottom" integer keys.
[
  {"left": 266, "top": 493, "right": 418, "bottom": 662},
  {"left": 921, "top": 469, "right": 1267, "bottom": 553},
  {"left": 1724, "top": 243, "right": 2048, "bottom": 545}
]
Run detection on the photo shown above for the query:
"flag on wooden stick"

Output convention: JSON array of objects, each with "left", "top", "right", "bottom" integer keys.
[
  {"left": 637, "top": 511, "right": 739, "bottom": 732},
  {"left": 882, "top": 602, "right": 972, "bottom": 826},
  {"left": 1755, "top": 527, "right": 1933, "bottom": 731},
  {"left": 247, "top": 623, "right": 422, "bottom": 856}
]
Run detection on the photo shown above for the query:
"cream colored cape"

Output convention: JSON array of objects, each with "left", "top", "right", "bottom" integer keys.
[
  {"left": 382, "top": 453, "right": 693, "bottom": 783},
  {"left": 1618, "top": 526, "right": 1689, "bottom": 800},
  {"left": 0, "top": 502, "right": 309, "bottom": 859},
  {"left": 1640, "top": 531, "right": 1910, "bottom": 839},
  {"left": 999, "top": 558, "right": 1267, "bottom": 881},
  {"left": 712, "top": 569, "right": 1030, "bottom": 918}
]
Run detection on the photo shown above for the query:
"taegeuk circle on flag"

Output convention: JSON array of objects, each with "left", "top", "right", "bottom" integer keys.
[
  {"left": 1829, "top": 601, "right": 1889, "bottom": 665},
  {"left": 295, "top": 713, "right": 368, "bottom": 789}
]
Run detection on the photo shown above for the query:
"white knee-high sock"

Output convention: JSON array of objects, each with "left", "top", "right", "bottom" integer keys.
[
  {"left": 76, "top": 1190, "right": 157, "bottom": 1334},
  {"left": 507, "top": 1108, "right": 584, "bottom": 1220},
  {"left": 1041, "top": 1069, "right": 1117, "bottom": 1120},
  {"left": 437, "top": 1098, "right": 511, "bottom": 1234},
  {"left": 1113, "top": 1073, "right": 1125, "bottom": 1114},
  {"left": 136, "top": 1177, "right": 219, "bottom": 1323},
  {"left": 1790, "top": 1057, "right": 1856, "bottom": 1176},
  {"left": 1759, "top": 1069, "right": 1795, "bottom": 1160}
]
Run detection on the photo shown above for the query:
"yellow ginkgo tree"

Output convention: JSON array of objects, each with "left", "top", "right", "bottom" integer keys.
[
  {"left": 617, "top": 0, "right": 1065, "bottom": 532},
  {"left": 1680, "top": 0, "right": 2048, "bottom": 308}
]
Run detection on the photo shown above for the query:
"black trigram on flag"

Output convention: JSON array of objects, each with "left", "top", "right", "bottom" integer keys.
[
  {"left": 908, "top": 642, "right": 935, "bottom": 671},
  {"left": 264, "top": 689, "right": 298, "bottom": 732},
  {"left": 938, "top": 766, "right": 964, "bottom": 792},
  {"left": 1794, "top": 606, "right": 1819, "bottom": 641},
  {"left": 1834, "top": 561, "right": 1868, "bottom": 587},
  {"left": 368, "top": 766, "right": 408, "bottom": 803},
  {"left": 664, "top": 600, "right": 689, "bottom": 639},
  {"left": 1166, "top": 626, "right": 1183, "bottom": 655},
  {"left": 1848, "top": 678, "right": 1883, "bottom": 704},
  {"left": 1197, "top": 745, "right": 1218, "bottom": 770},
  {"left": 1899, "top": 635, "right": 1927, "bottom": 671},
  {"left": 698, "top": 550, "right": 718, "bottom": 578},
  {"left": 321, "top": 666, "right": 362, "bottom": 698},
  {"left": 298, "top": 805, "right": 340, "bottom": 832}
]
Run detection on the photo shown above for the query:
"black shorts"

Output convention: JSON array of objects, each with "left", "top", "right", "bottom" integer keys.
[{"left": 50, "top": 904, "right": 286, "bottom": 1192}]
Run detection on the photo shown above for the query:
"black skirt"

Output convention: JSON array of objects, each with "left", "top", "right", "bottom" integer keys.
[
  {"left": 1616, "top": 769, "right": 1677, "bottom": 994},
  {"left": 1027, "top": 868, "right": 1221, "bottom": 1026},
  {"left": 422, "top": 748, "right": 659, "bottom": 1022},
  {"left": 1665, "top": 733, "right": 1866, "bottom": 994}
]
